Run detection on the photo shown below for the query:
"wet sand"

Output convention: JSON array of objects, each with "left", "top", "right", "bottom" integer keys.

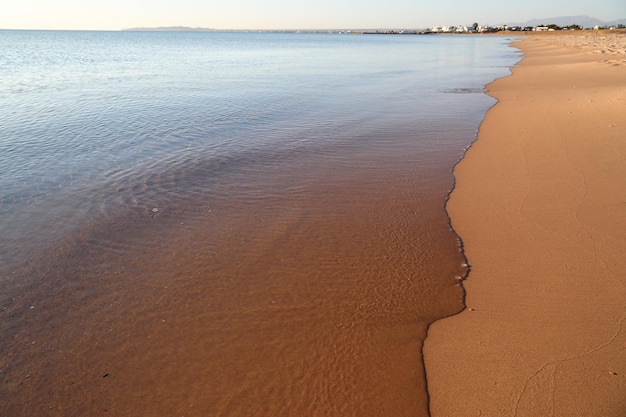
[{"left": 425, "top": 32, "right": 626, "bottom": 416}]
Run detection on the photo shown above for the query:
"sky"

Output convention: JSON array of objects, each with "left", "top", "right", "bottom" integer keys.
[{"left": 1, "top": 0, "right": 625, "bottom": 30}]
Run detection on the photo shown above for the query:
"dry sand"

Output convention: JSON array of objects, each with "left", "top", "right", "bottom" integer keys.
[{"left": 424, "top": 32, "right": 626, "bottom": 416}]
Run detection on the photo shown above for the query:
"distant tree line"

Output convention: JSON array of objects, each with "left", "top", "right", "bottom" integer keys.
[
  {"left": 426, "top": 22, "right": 625, "bottom": 35},
  {"left": 538, "top": 23, "right": 625, "bottom": 30}
]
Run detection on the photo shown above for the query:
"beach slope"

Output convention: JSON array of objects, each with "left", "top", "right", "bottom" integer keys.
[{"left": 425, "top": 33, "right": 626, "bottom": 416}]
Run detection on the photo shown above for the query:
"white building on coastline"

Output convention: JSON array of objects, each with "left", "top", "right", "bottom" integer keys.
[
  {"left": 430, "top": 25, "right": 491, "bottom": 33},
  {"left": 429, "top": 24, "right": 562, "bottom": 33}
]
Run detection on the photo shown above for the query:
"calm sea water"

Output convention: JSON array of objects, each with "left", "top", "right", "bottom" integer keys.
[{"left": 0, "top": 30, "right": 519, "bottom": 416}]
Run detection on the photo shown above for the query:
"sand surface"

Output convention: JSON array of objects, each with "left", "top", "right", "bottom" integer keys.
[{"left": 425, "top": 32, "right": 626, "bottom": 416}]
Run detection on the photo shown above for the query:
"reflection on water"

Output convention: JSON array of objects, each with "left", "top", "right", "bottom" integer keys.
[{"left": 0, "top": 31, "right": 519, "bottom": 416}]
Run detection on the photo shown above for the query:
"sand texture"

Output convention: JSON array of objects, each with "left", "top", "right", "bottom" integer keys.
[{"left": 424, "top": 33, "right": 626, "bottom": 416}]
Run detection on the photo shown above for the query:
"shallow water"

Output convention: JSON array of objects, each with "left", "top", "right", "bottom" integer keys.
[{"left": 0, "top": 30, "right": 519, "bottom": 416}]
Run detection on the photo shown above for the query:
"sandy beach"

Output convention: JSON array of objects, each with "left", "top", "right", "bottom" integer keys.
[{"left": 425, "top": 31, "right": 626, "bottom": 416}]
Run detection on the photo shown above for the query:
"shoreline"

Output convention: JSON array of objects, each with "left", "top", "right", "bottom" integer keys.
[
  {"left": 3, "top": 33, "right": 516, "bottom": 416},
  {"left": 425, "top": 32, "right": 626, "bottom": 416}
]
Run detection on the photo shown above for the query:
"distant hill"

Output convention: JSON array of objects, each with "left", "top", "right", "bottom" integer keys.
[
  {"left": 123, "top": 26, "right": 216, "bottom": 32},
  {"left": 508, "top": 15, "right": 626, "bottom": 28}
]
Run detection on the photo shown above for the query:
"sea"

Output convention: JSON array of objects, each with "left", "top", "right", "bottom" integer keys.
[{"left": 0, "top": 30, "right": 520, "bottom": 416}]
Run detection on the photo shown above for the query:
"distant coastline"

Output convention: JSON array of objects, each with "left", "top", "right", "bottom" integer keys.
[
  {"left": 122, "top": 16, "right": 626, "bottom": 35},
  {"left": 121, "top": 26, "right": 407, "bottom": 34},
  {"left": 122, "top": 26, "right": 218, "bottom": 32}
]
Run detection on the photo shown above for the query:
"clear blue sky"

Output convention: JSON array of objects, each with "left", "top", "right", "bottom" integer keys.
[{"left": 2, "top": 0, "right": 624, "bottom": 30}]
